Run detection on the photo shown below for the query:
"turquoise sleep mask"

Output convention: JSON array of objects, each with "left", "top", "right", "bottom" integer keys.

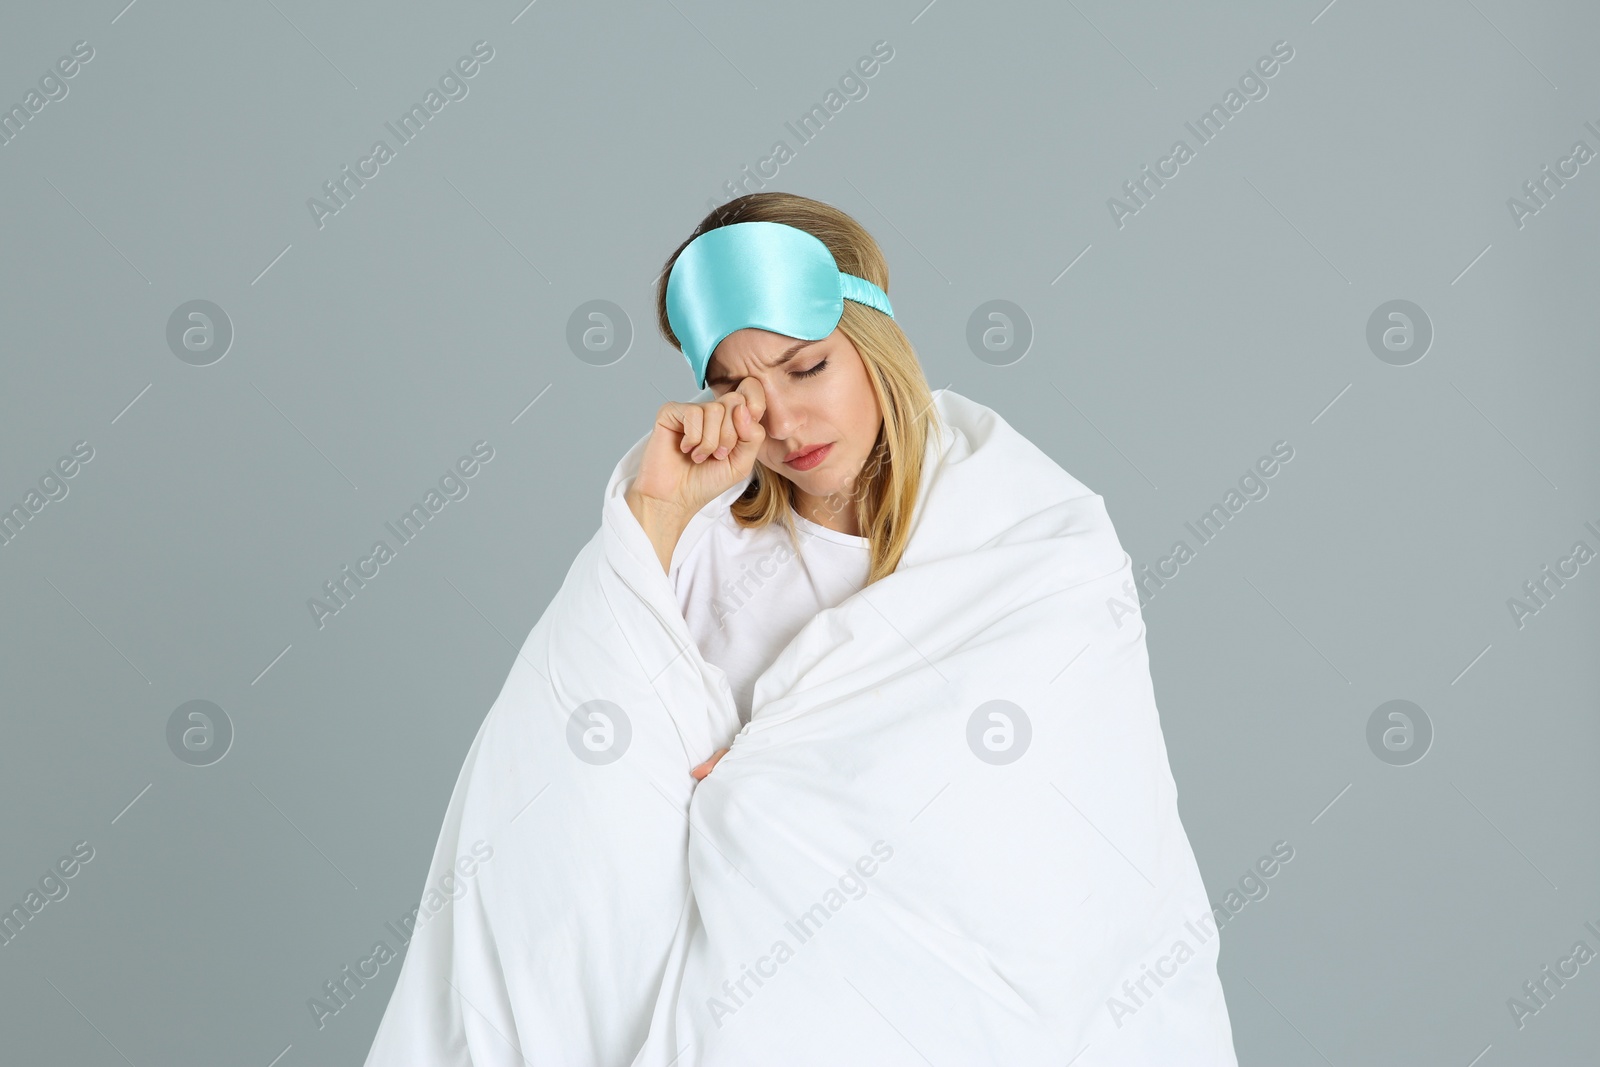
[{"left": 665, "top": 220, "right": 894, "bottom": 389}]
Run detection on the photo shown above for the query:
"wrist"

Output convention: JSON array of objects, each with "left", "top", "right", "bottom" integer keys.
[
  {"left": 625, "top": 488, "right": 688, "bottom": 573},
  {"left": 626, "top": 487, "right": 688, "bottom": 529}
]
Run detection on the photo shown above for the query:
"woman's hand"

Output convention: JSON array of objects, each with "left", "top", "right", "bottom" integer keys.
[
  {"left": 626, "top": 379, "right": 766, "bottom": 572},
  {"left": 691, "top": 747, "right": 729, "bottom": 780},
  {"left": 633, "top": 378, "right": 767, "bottom": 517}
]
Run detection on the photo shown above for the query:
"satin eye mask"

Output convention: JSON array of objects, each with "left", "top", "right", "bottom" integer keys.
[{"left": 664, "top": 220, "right": 894, "bottom": 389}]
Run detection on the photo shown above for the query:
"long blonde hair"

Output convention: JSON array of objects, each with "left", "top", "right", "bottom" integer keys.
[{"left": 654, "top": 192, "right": 941, "bottom": 585}]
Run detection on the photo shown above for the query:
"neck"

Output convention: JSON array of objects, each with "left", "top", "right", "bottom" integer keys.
[{"left": 794, "top": 489, "right": 862, "bottom": 537}]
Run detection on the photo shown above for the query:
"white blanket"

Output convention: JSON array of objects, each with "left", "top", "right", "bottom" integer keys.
[{"left": 364, "top": 388, "right": 1237, "bottom": 1066}]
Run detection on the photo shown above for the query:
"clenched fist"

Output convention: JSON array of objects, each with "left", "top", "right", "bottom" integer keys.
[{"left": 625, "top": 378, "right": 767, "bottom": 572}]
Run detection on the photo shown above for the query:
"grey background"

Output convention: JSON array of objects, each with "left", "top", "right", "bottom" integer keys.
[{"left": 1, "top": 0, "right": 1595, "bottom": 1064}]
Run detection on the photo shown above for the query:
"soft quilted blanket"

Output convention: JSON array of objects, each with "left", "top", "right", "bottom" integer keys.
[{"left": 364, "top": 387, "right": 1237, "bottom": 1066}]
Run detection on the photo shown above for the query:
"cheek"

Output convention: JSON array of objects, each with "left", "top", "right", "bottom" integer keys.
[{"left": 842, "top": 380, "right": 879, "bottom": 444}]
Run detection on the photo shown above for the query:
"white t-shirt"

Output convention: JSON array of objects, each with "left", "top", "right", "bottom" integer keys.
[{"left": 668, "top": 479, "right": 872, "bottom": 724}]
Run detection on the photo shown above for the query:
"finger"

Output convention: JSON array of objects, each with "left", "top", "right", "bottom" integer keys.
[
  {"left": 728, "top": 393, "right": 766, "bottom": 468},
  {"left": 677, "top": 403, "right": 704, "bottom": 456},
  {"left": 692, "top": 402, "right": 726, "bottom": 462},
  {"left": 689, "top": 747, "right": 729, "bottom": 779},
  {"left": 712, "top": 396, "right": 743, "bottom": 460}
]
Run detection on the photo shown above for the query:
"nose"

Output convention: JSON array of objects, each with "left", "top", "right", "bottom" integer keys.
[{"left": 757, "top": 382, "right": 798, "bottom": 440}]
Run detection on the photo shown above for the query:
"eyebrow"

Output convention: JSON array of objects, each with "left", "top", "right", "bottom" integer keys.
[{"left": 705, "top": 338, "right": 822, "bottom": 388}]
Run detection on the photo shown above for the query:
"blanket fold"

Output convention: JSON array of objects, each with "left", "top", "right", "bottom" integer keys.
[{"left": 365, "top": 388, "right": 1237, "bottom": 1067}]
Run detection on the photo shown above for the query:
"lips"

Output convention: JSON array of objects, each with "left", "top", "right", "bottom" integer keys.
[{"left": 784, "top": 442, "right": 832, "bottom": 471}]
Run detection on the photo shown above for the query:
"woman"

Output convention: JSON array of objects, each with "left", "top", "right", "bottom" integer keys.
[
  {"left": 365, "top": 193, "right": 1238, "bottom": 1066},
  {"left": 628, "top": 193, "right": 940, "bottom": 777}
]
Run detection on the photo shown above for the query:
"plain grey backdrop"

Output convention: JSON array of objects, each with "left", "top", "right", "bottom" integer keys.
[{"left": 1, "top": 0, "right": 1596, "bottom": 1064}]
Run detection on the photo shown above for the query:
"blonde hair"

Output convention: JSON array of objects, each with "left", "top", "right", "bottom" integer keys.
[{"left": 654, "top": 192, "right": 941, "bottom": 585}]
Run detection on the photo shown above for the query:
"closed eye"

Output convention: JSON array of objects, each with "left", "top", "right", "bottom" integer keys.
[{"left": 793, "top": 357, "right": 828, "bottom": 379}]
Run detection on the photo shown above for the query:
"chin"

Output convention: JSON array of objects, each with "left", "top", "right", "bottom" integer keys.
[{"left": 796, "top": 463, "right": 858, "bottom": 500}]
